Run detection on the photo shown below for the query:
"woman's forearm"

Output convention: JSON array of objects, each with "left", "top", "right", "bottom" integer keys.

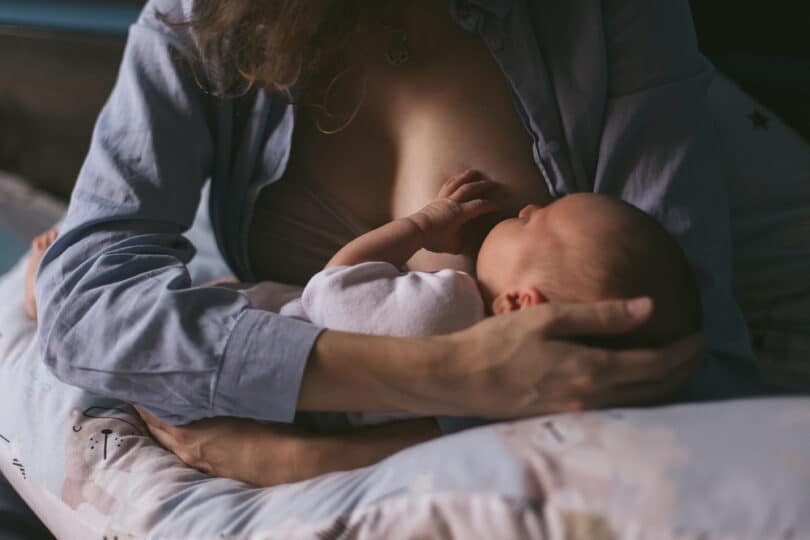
[
  {"left": 297, "top": 329, "right": 455, "bottom": 414},
  {"left": 244, "top": 419, "right": 441, "bottom": 487},
  {"left": 296, "top": 419, "right": 442, "bottom": 483}
]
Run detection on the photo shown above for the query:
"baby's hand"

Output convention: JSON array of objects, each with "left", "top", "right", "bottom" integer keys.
[{"left": 408, "top": 170, "right": 499, "bottom": 254}]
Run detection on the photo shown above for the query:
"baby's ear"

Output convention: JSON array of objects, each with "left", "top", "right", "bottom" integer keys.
[
  {"left": 492, "top": 291, "right": 520, "bottom": 314},
  {"left": 518, "top": 287, "right": 548, "bottom": 310},
  {"left": 493, "top": 288, "right": 549, "bottom": 314}
]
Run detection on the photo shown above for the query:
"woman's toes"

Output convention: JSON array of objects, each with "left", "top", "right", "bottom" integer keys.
[
  {"left": 25, "top": 294, "right": 38, "bottom": 322},
  {"left": 32, "top": 229, "right": 58, "bottom": 254}
]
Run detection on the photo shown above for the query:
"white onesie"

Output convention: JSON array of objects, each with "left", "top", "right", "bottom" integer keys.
[{"left": 256, "top": 261, "right": 486, "bottom": 426}]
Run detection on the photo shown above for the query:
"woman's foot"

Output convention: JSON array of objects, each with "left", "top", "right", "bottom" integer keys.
[{"left": 24, "top": 229, "right": 58, "bottom": 321}]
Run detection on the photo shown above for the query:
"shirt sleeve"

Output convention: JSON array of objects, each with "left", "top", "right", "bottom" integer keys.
[
  {"left": 35, "top": 0, "right": 324, "bottom": 425},
  {"left": 593, "top": 0, "right": 761, "bottom": 397},
  {"left": 301, "top": 262, "right": 485, "bottom": 337}
]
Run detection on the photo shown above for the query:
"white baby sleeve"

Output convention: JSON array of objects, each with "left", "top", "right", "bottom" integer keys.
[{"left": 301, "top": 262, "right": 485, "bottom": 337}]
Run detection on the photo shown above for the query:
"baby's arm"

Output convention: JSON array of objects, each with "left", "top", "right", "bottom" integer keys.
[{"left": 326, "top": 170, "right": 498, "bottom": 268}]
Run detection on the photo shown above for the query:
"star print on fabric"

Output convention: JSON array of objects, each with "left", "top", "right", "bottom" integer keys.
[{"left": 748, "top": 109, "right": 770, "bottom": 130}]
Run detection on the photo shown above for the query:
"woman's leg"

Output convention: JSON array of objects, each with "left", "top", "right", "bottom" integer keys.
[{"left": 24, "top": 229, "right": 58, "bottom": 321}]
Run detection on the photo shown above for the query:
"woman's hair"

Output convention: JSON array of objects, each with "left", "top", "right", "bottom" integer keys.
[{"left": 164, "top": 0, "right": 366, "bottom": 101}]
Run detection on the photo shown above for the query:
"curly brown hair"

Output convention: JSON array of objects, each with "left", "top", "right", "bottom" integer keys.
[{"left": 164, "top": 0, "right": 369, "bottom": 101}]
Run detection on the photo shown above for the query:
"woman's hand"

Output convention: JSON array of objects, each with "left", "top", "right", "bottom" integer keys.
[
  {"left": 417, "top": 297, "right": 704, "bottom": 418},
  {"left": 136, "top": 408, "right": 441, "bottom": 487},
  {"left": 136, "top": 408, "right": 311, "bottom": 486},
  {"left": 408, "top": 169, "right": 499, "bottom": 254}
]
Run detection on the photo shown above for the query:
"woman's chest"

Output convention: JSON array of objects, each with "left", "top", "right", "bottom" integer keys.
[{"left": 285, "top": 6, "right": 552, "bottom": 230}]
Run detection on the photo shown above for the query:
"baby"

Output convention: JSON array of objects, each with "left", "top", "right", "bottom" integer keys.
[{"left": 259, "top": 169, "right": 702, "bottom": 425}]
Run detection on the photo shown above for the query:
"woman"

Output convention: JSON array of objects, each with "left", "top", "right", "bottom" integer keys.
[{"left": 35, "top": 0, "right": 758, "bottom": 486}]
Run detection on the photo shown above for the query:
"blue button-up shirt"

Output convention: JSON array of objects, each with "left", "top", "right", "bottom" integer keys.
[{"left": 36, "top": 0, "right": 760, "bottom": 427}]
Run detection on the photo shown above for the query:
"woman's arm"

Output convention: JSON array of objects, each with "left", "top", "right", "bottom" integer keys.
[
  {"left": 35, "top": 0, "right": 322, "bottom": 426},
  {"left": 326, "top": 170, "right": 497, "bottom": 268}
]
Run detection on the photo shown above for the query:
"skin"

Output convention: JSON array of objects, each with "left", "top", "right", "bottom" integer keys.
[{"left": 24, "top": 228, "right": 57, "bottom": 321}]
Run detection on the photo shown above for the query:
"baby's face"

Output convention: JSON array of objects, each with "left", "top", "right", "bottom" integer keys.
[
  {"left": 476, "top": 203, "right": 559, "bottom": 304},
  {"left": 476, "top": 195, "right": 616, "bottom": 309}
]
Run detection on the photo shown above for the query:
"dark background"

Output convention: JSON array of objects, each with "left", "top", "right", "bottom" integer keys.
[
  {"left": 690, "top": 1, "right": 810, "bottom": 143},
  {"left": 0, "top": 1, "right": 808, "bottom": 200}
]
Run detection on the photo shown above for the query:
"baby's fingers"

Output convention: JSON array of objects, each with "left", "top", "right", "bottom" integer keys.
[
  {"left": 459, "top": 198, "right": 500, "bottom": 220},
  {"left": 438, "top": 169, "right": 482, "bottom": 198},
  {"left": 450, "top": 179, "right": 498, "bottom": 203}
]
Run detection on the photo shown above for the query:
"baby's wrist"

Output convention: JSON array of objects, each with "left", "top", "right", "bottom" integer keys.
[
  {"left": 396, "top": 214, "right": 427, "bottom": 250},
  {"left": 402, "top": 214, "right": 429, "bottom": 244}
]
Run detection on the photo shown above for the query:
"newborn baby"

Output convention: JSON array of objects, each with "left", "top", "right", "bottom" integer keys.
[
  {"left": 263, "top": 170, "right": 702, "bottom": 425},
  {"left": 284, "top": 171, "right": 700, "bottom": 337}
]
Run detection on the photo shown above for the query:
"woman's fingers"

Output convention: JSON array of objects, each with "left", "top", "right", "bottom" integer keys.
[
  {"left": 561, "top": 332, "right": 703, "bottom": 388},
  {"left": 134, "top": 405, "right": 168, "bottom": 431},
  {"left": 604, "top": 333, "right": 704, "bottom": 385},
  {"left": 137, "top": 410, "right": 213, "bottom": 472},
  {"left": 540, "top": 297, "right": 654, "bottom": 338},
  {"left": 134, "top": 406, "right": 182, "bottom": 448},
  {"left": 147, "top": 424, "right": 177, "bottom": 452},
  {"left": 576, "top": 347, "right": 701, "bottom": 410},
  {"left": 134, "top": 405, "right": 197, "bottom": 452},
  {"left": 142, "top": 422, "right": 204, "bottom": 471},
  {"left": 532, "top": 333, "right": 704, "bottom": 407}
]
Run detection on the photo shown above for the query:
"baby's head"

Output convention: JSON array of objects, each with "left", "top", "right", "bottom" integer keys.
[{"left": 476, "top": 193, "right": 701, "bottom": 347}]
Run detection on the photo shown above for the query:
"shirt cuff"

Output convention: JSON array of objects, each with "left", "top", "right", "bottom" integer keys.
[{"left": 215, "top": 308, "right": 325, "bottom": 422}]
